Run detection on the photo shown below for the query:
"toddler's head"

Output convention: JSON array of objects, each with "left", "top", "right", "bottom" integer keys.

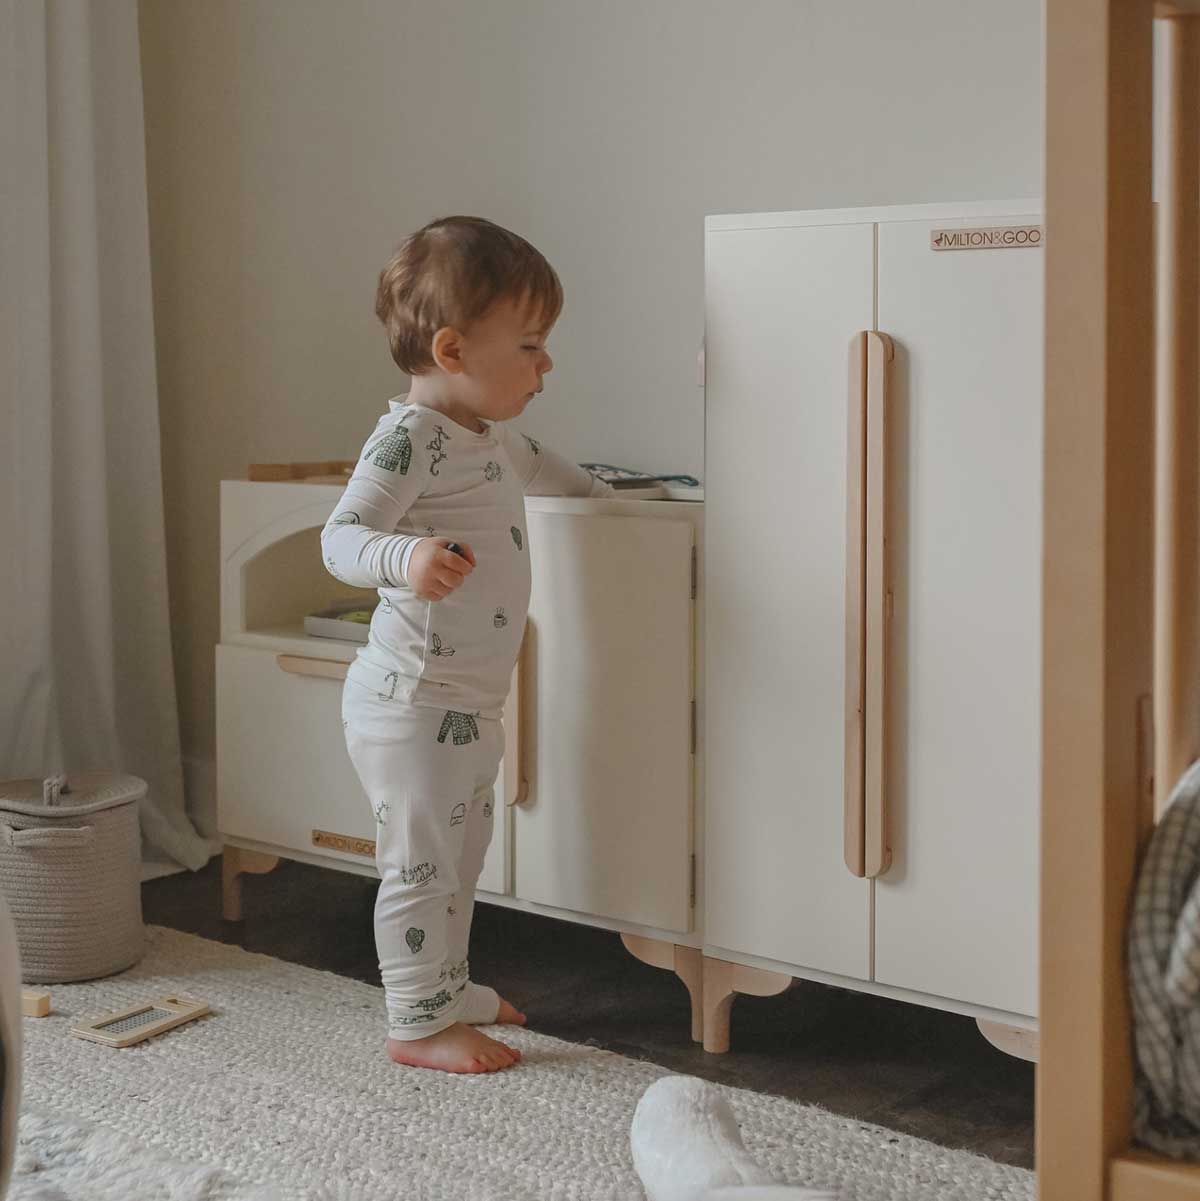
[{"left": 375, "top": 216, "right": 560, "bottom": 424}]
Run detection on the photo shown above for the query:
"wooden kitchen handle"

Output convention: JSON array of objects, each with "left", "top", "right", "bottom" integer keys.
[
  {"left": 864, "top": 331, "right": 894, "bottom": 878},
  {"left": 276, "top": 654, "right": 349, "bottom": 681},
  {"left": 505, "top": 621, "right": 530, "bottom": 806},
  {"left": 844, "top": 333, "right": 868, "bottom": 877}
]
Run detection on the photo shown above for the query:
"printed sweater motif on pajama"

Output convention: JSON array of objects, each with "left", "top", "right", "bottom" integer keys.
[{"left": 321, "top": 396, "right": 612, "bottom": 719}]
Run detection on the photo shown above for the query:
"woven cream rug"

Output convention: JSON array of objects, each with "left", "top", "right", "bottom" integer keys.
[{"left": 10, "top": 926, "right": 1034, "bottom": 1201}]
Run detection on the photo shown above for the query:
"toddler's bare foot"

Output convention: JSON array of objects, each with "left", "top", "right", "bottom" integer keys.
[
  {"left": 385, "top": 1022, "right": 521, "bottom": 1074},
  {"left": 495, "top": 995, "right": 526, "bottom": 1025}
]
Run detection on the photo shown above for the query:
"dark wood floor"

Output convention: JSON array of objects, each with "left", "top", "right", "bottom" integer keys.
[{"left": 143, "top": 855, "right": 1035, "bottom": 1169}]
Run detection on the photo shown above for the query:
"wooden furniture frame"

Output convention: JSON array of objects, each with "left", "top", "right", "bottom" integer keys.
[{"left": 1041, "top": 1, "right": 1200, "bottom": 1196}]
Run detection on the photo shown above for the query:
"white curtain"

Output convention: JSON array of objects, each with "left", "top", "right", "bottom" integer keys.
[{"left": 0, "top": 0, "right": 218, "bottom": 872}]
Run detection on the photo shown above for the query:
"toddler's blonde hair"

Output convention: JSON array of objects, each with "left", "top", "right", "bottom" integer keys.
[{"left": 375, "top": 216, "right": 563, "bottom": 375}]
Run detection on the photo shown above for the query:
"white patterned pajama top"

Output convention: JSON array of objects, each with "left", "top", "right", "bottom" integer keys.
[{"left": 321, "top": 395, "right": 613, "bottom": 717}]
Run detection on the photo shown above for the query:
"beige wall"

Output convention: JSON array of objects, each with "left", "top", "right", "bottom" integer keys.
[{"left": 138, "top": 0, "right": 1043, "bottom": 768}]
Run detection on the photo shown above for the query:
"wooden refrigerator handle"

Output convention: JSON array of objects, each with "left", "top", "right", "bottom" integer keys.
[
  {"left": 505, "top": 620, "right": 531, "bottom": 806},
  {"left": 864, "top": 331, "right": 894, "bottom": 878},
  {"left": 845, "top": 331, "right": 894, "bottom": 878},
  {"left": 844, "top": 333, "right": 868, "bottom": 876}
]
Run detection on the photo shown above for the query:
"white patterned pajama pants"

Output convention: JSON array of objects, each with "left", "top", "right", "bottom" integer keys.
[{"left": 342, "top": 682, "right": 504, "bottom": 1040}]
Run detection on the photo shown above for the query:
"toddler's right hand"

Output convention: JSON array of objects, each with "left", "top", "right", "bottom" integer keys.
[{"left": 407, "top": 538, "right": 475, "bottom": 601}]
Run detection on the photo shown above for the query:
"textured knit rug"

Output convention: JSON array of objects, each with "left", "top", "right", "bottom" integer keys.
[{"left": 10, "top": 926, "right": 1034, "bottom": 1201}]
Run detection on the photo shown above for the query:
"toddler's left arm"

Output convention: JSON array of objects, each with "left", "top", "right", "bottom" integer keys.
[{"left": 499, "top": 425, "right": 616, "bottom": 498}]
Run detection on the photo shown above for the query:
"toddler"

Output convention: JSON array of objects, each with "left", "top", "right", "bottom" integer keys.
[{"left": 323, "top": 216, "right": 613, "bottom": 1075}]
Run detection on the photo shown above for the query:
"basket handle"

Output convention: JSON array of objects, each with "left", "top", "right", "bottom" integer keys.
[
  {"left": 0, "top": 823, "right": 94, "bottom": 849},
  {"left": 42, "top": 774, "right": 70, "bottom": 807}
]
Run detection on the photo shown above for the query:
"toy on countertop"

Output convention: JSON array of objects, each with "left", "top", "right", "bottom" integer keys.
[{"left": 581, "top": 464, "right": 700, "bottom": 487}]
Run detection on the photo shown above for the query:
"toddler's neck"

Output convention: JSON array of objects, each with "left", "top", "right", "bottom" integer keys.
[{"left": 405, "top": 378, "right": 487, "bottom": 435}]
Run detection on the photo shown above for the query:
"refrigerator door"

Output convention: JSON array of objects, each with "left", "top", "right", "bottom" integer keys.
[
  {"left": 873, "top": 213, "right": 1043, "bottom": 1017},
  {"left": 704, "top": 220, "right": 874, "bottom": 980}
]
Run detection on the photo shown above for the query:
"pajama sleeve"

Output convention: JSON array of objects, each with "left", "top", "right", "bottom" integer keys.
[
  {"left": 320, "top": 415, "right": 433, "bottom": 589},
  {"left": 498, "top": 423, "right": 616, "bottom": 498}
]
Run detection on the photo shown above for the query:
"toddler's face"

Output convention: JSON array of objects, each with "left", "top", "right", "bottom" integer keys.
[{"left": 458, "top": 295, "right": 555, "bottom": 423}]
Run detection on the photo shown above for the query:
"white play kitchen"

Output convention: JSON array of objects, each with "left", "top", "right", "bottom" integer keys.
[
  {"left": 216, "top": 198, "right": 1042, "bottom": 1059},
  {"left": 216, "top": 486, "right": 705, "bottom": 987}
]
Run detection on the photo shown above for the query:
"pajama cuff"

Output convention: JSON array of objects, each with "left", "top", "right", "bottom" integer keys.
[
  {"left": 458, "top": 981, "right": 501, "bottom": 1025},
  {"left": 387, "top": 1012, "right": 456, "bottom": 1042},
  {"left": 384, "top": 980, "right": 501, "bottom": 1041},
  {"left": 398, "top": 536, "right": 424, "bottom": 585}
]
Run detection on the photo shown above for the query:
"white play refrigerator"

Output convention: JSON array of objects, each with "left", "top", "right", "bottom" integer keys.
[{"left": 702, "top": 200, "right": 1043, "bottom": 1042}]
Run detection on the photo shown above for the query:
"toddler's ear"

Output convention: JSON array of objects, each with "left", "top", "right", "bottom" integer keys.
[{"left": 431, "top": 326, "right": 465, "bottom": 374}]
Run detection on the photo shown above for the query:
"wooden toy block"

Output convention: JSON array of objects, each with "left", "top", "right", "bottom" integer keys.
[{"left": 21, "top": 989, "right": 50, "bottom": 1017}]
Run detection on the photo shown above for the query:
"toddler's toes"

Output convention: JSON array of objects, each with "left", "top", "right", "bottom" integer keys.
[{"left": 495, "top": 996, "right": 526, "bottom": 1025}]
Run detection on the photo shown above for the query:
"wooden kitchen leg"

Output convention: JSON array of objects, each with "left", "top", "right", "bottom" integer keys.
[
  {"left": 977, "top": 1018, "right": 1040, "bottom": 1063},
  {"left": 702, "top": 954, "right": 792, "bottom": 1054},
  {"left": 703, "top": 956, "right": 737, "bottom": 1053},
  {"left": 673, "top": 945, "right": 704, "bottom": 1042},
  {"left": 221, "top": 847, "right": 281, "bottom": 921},
  {"left": 620, "top": 933, "right": 705, "bottom": 1043}
]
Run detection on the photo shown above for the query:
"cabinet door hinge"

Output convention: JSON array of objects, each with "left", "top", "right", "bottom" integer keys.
[
  {"left": 690, "top": 699, "right": 696, "bottom": 753},
  {"left": 689, "top": 853, "right": 696, "bottom": 907},
  {"left": 691, "top": 546, "right": 698, "bottom": 599}
]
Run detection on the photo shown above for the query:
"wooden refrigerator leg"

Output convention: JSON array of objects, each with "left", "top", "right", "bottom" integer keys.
[
  {"left": 673, "top": 945, "right": 704, "bottom": 1042},
  {"left": 620, "top": 933, "right": 704, "bottom": 1043},
  {"left": 703, "top": 956, "right": 737, "bottom": 1054},
  {"left": 702, "top": 954, "right": 792, "bottom": 1054},
  {"left": 977, "top": 1019, "right": 1040, "bottom": 1063},
  {"left": 222, "top": 847, "right": 281, "bottom": 921}
]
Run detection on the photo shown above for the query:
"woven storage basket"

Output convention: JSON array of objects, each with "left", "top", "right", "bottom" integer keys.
[{"left": 0, "top": 772, "right": 145, "bottom": 983}]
